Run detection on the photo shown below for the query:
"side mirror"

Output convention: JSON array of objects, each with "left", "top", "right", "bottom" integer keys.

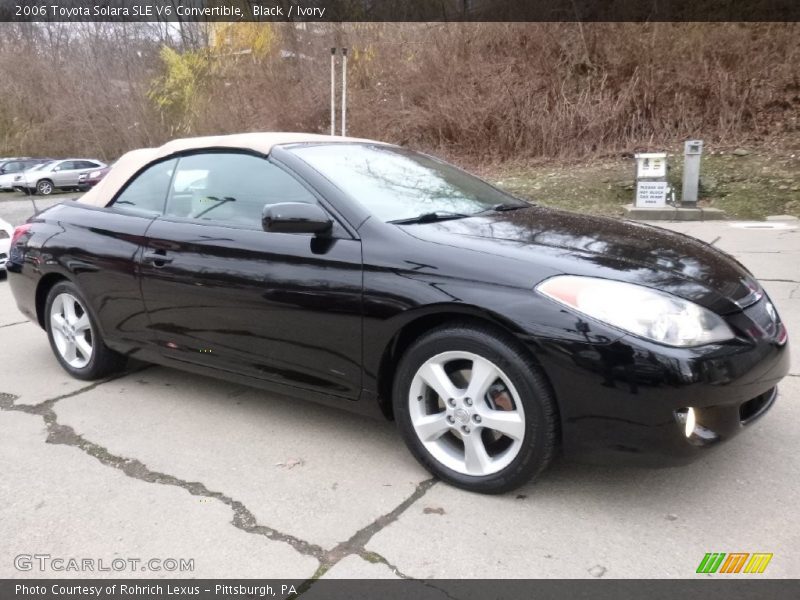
[{"left": 262, "top": 202, "right": 333, "bottom": 235}]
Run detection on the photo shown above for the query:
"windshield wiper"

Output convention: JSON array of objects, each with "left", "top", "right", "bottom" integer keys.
[
  {"left": 388, "top": 211, "right": 471, "bottom": 225},
  {"left": 477, "top": 202, "right": 530, "bottom": 214},
  {"left": 389, "top": 203, "right": 530, "bottom": 225}
]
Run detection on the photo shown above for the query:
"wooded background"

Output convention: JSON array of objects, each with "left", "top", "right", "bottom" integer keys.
[{"left": 0, "top": 22, "right": 797, "bottom": 162}]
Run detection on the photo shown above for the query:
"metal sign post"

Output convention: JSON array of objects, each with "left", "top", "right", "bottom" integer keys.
[
  {"left": 329, "top": 47, "right": 348, "bottom": 137},
  {"left": 341, "top": 48, "right": 348, "bottom": 137},
  {"left": 330, "top": 48, "right": 336, "bottom": 136}
]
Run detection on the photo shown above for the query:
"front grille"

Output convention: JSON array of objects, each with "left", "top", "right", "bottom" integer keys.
[{"left": 740, "top": 387, "right": 777, "bottom": 424}]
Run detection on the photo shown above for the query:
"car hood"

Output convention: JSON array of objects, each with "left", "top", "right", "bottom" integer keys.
[{"left": 400, "top": 206, "right": 760, "bottom": 315}]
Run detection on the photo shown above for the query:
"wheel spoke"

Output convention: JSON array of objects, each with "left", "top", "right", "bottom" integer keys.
[
  {"left": 479, "top": 410, "right": 525, "bottom": 441},
  {"left": 62, "top": 340, "right": 77, "bottom": 363},
  {"left": 75, "top": 336, "right": 92, "bottom": 361},
  {"left": 52, "top": 329, "right": 67, "bottom": 354},
  {"left": 73, "top": 312, "right": 90, "bottom": 333},
  {"left": 63, "top": 298, "right": 77, "bottom": 324},
  {"left": 465, "top": 356, "right": 500, "bottom": 402},
  {"left": 412, "top": 413, "right": 451, "bottom": 442},
  {"left": 51, "top": 313, "right": 67, "bottom": 333},
  {"left": 417, "top": 361, "right": 459, "bottom": 402},
  {"left": 463, "top": 434, "right": 492, "bottom": 475}
]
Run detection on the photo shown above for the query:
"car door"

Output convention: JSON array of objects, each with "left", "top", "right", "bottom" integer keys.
[
  {"left": 63, "top": 161, "right": 89, "bottom": 186},
  {"left": 83, "top": 157, "right": 179, "bottom": 352},
  {"left": 50, "top": 161, "right": 74, "bottom": 187},
  {"left": 138, "top": 151, "right": 364, "bottom": 399}
]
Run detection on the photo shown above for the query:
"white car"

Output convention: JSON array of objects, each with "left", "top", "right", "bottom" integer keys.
[
  {"left": 15, "top": 158, "right": 106, "bottom": 195},
  {"left": 0, "top": 217, "right": 12, "bottom": 273}
]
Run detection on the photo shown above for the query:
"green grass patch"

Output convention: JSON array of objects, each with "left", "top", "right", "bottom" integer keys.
[{"left": 483, "top": 147, "right": 800, "bottom": 220}]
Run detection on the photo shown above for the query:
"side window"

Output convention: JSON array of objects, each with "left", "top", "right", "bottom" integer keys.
[
  {"left": 164, "top": 152, "right": 318, "bottom": 228},
  {"left": 53, "top": 161, "right": 69, "bottom": 171},
  {"left": 80, "top": 161, "right": 100, "bottom": 169},
  {"left": 109, "top": 158, "right": 177, "bottom": 216}
]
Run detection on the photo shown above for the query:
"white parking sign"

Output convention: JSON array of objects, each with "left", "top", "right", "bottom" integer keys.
[{"left": 635, "top": 180, "right": 668, "bottom": 207}]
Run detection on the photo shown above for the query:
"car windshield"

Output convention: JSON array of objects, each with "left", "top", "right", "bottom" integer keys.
[
  {"left": 30, "top": 161, "right": 53, "bottom": 171},
  {"left": 290, "top": 144, "right": 524, "bottom": 223}
]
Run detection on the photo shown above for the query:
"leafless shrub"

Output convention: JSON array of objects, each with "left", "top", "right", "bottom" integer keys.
[{"left": 0, "top": 22, "right": 796, "bottom": 162}]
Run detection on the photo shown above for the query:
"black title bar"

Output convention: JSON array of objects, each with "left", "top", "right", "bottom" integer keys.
[{"left": 2, "top": 0, "right": 799, "bottom": 22}]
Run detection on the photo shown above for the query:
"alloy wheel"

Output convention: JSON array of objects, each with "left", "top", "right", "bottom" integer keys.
[
  {"left": 408, "top": 351, "right": 526, "bottom": 476},
  {"left": 49, "top": 292, "right": 94, "bottom": 368}
]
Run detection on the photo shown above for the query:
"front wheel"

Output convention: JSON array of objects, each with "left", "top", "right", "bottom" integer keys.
[
  {"left": 45, "top": 281, "right": 127, "bottom": 380},
  {"left": 393, "top": 323, "right": 558, "bottom": 494}
]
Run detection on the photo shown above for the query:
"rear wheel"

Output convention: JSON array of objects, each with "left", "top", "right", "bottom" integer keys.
[
  {"left": 36, "top": 179, "right": 53, "bottom": 195},
  {"left": 45, "top": 281, "right": 126, "bottom": 380},
  {"left": 393, "top": 323, "right": 558, "bottom": 494}
]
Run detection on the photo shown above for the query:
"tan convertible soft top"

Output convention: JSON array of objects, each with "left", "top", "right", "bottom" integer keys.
[{"left": 78, "top": 132, "right": 380, "bottom": 207}]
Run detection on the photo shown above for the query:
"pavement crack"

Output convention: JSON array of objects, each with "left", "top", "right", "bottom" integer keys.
[
  {"left": 292, "top": 478, "right": 438, "bottom": 596},
  {"left": 325, "top": 477, "right": 437, "bottom": 566},
  {"left": 0, "top": 373, "right": 327, "bottom": 564},
  {"left": 359, "top": 550, "right": 464, "bottom": 599},
  {"left": 358, "top": 550, "right": 415, "bottom": 579},
  {"left": 3, "top": 367, "right": 441, "bottom": 585},
  {"left": 0, "top": 320, "right": 27, "bottom": 329}
]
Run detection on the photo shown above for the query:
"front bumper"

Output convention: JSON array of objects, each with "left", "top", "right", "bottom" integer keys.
[{"left": 529, "top": 296, "right": 790, "bottom": 466}]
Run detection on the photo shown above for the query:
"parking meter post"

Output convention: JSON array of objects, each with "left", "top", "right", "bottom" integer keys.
[{"left": 682, "top": 140, "right": 703, "bottom": 207}]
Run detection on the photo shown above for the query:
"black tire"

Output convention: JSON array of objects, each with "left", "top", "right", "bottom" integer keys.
[
  {"left": 392, "top": 322, "right": 558, "bottom": 494},
  {"left": 36, "top": 179, "right": 54, "bottom": 195},
  {"left": 45, "top": 280, "right": 127, "bottom": 380}
]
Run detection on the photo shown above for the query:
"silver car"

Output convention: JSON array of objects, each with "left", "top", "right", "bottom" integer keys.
[{"left": 16, "top": 158, "right": 106, "bottom": 195}]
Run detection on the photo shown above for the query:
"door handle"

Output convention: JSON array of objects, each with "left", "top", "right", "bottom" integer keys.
[{"left": 142, "top": 249, "right": 173, "bottom": 267}]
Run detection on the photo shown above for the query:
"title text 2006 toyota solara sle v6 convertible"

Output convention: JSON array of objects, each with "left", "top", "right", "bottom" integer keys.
[{"left": 6, "top": 133, "right": 789, "bottom": 493}]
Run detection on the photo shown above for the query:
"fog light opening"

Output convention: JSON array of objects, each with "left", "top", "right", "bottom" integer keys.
[{"left": 676, "top": 407, "right": 696, "bottom": 438}]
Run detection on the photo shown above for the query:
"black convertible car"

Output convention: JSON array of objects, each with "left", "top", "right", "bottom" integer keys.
[{"left": 6, "top": 133, "right": 789, "bottom": 493}]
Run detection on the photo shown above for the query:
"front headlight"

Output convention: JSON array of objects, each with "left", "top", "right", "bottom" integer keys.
[{"left": 537, "top": 275, "right": 735, "bottom": 347}]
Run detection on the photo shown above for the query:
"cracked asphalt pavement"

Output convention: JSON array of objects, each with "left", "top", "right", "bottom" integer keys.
[{"left": 0, "top": 216, "right": 798, "bottom": 582}]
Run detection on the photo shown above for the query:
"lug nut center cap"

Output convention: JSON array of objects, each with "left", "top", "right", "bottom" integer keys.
[{"left": 454, "top": 408, "right": 470, "bottom": 425}]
